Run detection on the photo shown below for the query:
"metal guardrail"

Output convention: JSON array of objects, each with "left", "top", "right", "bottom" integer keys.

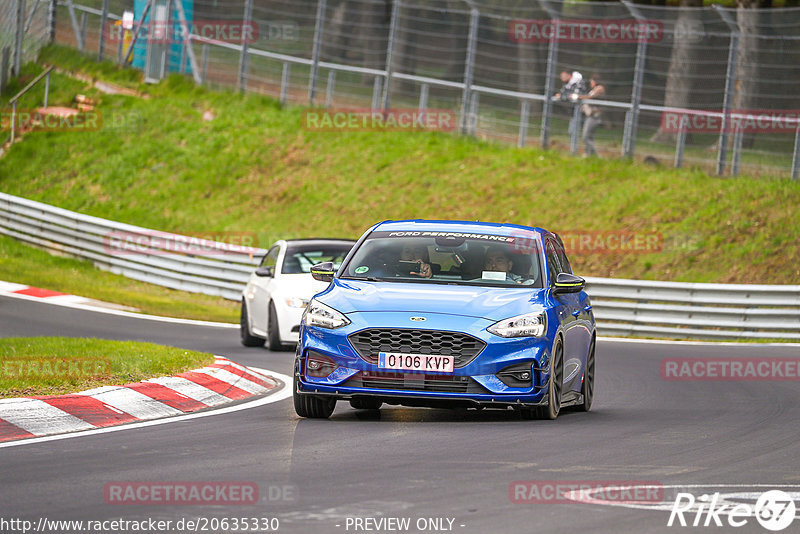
[
  {"left": 0, "top": 192, "right": 265, "bottom": 301},
  {"left": 1, "top": 192, "right": 799, "bottom": 341}
]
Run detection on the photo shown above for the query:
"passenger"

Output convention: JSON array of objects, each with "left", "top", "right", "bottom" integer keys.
[{"left": 399, "top": 242, "right": 433, "bottom": 278}]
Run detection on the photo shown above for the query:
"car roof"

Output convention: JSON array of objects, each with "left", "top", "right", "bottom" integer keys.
[
  {"left": 370, "top": 219, "right": 548, "bottom": 237},
  {"left": 282, "top": 238, "right": 356, "bottom": 247}
]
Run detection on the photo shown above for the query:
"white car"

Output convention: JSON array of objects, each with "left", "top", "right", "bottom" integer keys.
[{"left": 240, "top": 239, "right": 355, "bottom": 350}]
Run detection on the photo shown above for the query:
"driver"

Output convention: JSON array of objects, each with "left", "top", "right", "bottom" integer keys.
[{"left": 483, "top": 245, "right": 523, "bottom": 283}]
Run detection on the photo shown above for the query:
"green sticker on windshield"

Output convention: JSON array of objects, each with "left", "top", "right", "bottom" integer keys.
[{"left": 355, "top": 266, "right": 369, "bottom": 274}]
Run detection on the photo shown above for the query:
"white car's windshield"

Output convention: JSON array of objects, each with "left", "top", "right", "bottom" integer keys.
[
  {"left": 341, "top": 232, "right": 543, "bottom": 288},
  {"left": 282, "top": 244, "right": 352, "bottom": 274}
]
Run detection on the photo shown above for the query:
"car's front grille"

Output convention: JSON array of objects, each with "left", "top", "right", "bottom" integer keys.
[
  {"left": 348, "top": 328, "right": 486, "bottom": 368},
  {"left": 343, "top": 371, "right": 487, "bottom": 394}
]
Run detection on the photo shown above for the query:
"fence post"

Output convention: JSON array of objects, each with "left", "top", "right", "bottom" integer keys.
[
  {"left": 173, "top": 0, "right": 202, "bottom": 84},
  {"left": 372, "top": 76, "right": 383, "bottom": 111},
  {"left": 459, "top": 5, "right": 479, "bottom": 135},
  {"left": 65, "top": 0, "right": 84, "bottom": 52},
  {"left": 47, "top": 0, "right": 56, "bottom": 43},
  {"left": 674, "top": 114, "right": 687, "bottom": 168},
  {"left": 714, "top": 5, "right": 739, "bottom": 177},
  {"left": 98, "top": 0, "right": 110, "bottom": 61},
  {"left": 538, "top": 0, "right": 559, "bottom": 150},
  {"left": 44, "top": 69, "right": 50, "bottom": 107},
  {"left": 308, "top": 0, "right": 327, "bottom": 105},
  {"left": 418, "top": 83, "right": 428, "bottom": 125},
  {"left": 622, "top": 1, "right": 647, "bottom": 159},
  {"left": 79, "top": 12, "right": 87, "bottom": 52},
  {"left": 237, "top": 0, "right": 253, "bottom": 93},
  {"left": 569, "top": 103, "right": 582, "bottom": 155},
  {"left": 792, "top": 124, "right": 800, "bottom": 181},
  {"left": 280, "top": 62, "right": 290, "bottom": 104},
  {"left": 467, "top": 91, "right": 479, "bottom": 135},
  {"left": 381, "top": 0, "right": 401, "bottom": 110},
  {"left": 518, "top": 99, "right": 530, "bottom": 148},
  {"left": 325, "top": 70, "right": 336, "bottom": 108},
  {"left": 200, "top": 43, "right": 209, "bottom": 84},
  {"left": 0, "top": 47, "right": 9, "bottom": 95},
  {"left": 731, "top": 121, "right": 743, "bottom": 177},
  {"left": 14, "top": 0, "right": 25, "bottom": 76}
]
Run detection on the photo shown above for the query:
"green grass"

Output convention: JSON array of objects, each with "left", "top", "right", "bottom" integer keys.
[
  {"left": 1, "top": 44, "right": 799, "bottom": 291},
  {"left": 0, "top": 337, "right": 215, "bottom": 398},
  {"left": 0, "top": 235, "right": 238, "bottom": 322}
]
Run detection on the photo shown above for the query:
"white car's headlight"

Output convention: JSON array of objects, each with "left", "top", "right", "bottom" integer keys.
[
  {"left": 487, "top": 312, "right": 546, "bottom": 338},
  {"left": 285, "top": 297, "right": 309, "bottom": 308},
  {"left": 303, "top": 299, "right": 350, "bottom": 329}
]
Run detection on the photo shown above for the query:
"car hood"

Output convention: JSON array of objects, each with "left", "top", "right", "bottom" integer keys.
[{"left": 317, "top": 279, "right": 546, "bottom": 321}]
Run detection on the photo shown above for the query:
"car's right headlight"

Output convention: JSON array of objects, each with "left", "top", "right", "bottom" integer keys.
[
  {"left": 302, "top": 299, "right": 350, "bottom": 329},
  {"left": 487, "top": 312, "right": 546, "bottom": 338}
]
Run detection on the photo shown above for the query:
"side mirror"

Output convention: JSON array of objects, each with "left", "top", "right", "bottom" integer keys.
[
  {"left": 553, "top": 272, "right": 585, "bottom": 294},
  {"left": 255, "top": 266, "right": 274, "bottom": 277},
  {"left": 310, "top": 261, "right": 335, "bottom": 282}
]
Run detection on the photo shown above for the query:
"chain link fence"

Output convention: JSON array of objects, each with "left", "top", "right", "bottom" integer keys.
[
  {"left": 0, "top": 0, "right": 51, "bottom": 90},
  {"left": 8, "top": 0, "right": 800, "bottom": 178}
]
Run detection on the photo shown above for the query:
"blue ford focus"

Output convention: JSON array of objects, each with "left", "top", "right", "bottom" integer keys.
[{"left": 293, "top": 220, "right": 596, "bottom": 420}]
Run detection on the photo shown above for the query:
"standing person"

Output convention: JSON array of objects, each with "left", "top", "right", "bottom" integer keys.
[
  {"left": 578, "top": 74, "right": 606, "bottom": 157},
  {"left": 554, "top": 69, "right": 585, "bottom": 102}
]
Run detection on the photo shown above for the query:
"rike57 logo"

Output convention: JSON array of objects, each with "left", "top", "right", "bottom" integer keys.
[{"left": 668, "top": 490, "right": 797, "bottom": 531}]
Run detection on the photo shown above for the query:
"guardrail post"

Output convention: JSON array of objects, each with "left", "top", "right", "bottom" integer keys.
[
  {"left": 538, "top": 0, "right": 559, "bottom": 150},
  {"left": 325, "top": 70, "right": 336, "bottom": 108},
  {"left": 458, "top": 6, "right": 479, "bottom": 135},
  {"left": 792, "top": 125, "right": 800, "bottom": 181},
  {"left": 98, "top": 0, "right": 109, "bottom": 60},
  {"left": 622, "top": 0, "right": 647, "bottom": 159},
  {"left": 14, "top": 0, "right": 25, "bottom": 76},
  {"left": 714, "top": 6, "right": 739, "bottom": 177},
  {"left": 280, "top": 62, "right": 290, "bottom": 104},
  {"left": 237, "top": 0, "right": 253, "bottom": 93},
  {"left": 518, "top": 99, "right": 530, "bottom": 148},
  {"left": 308, "top": 0, "right": 327, "bottom": 105},
  {"left": 381, "top": 0, "right": 401, "bottom": 110},
  {"left": 674, "top": 114, "right": 687, "bottom": 168}
]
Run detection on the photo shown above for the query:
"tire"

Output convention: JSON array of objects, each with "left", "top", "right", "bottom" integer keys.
[
  {"left": 266, "top": 301, "right": 284, "bottom": 352},
  {"left": 349, "top": 398, "right": 382, "bottom": 410},
  {"left": 240, "top": 300, "right": 265, "bottom": 347},
  {"left": 534, "top": 338, "right": 564, "bottom": 420},
  {"left": 576, "top": 337, "right": 595, "bottom": 412},
  {"left": 293, "top": 375, "right": 336, "bottom": 419}
]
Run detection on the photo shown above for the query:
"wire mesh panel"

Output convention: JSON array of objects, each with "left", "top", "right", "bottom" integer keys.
[{"left": 33, "top": 0, "right": 800, "bottom": 179}]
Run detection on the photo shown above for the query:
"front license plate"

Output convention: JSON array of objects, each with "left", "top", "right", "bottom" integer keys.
[{"left": 378, "top": 352, "right": 454, "bottom": 373}]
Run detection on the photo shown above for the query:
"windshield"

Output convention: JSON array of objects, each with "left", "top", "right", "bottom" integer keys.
[
  {"left": 282, "top": 243, "right": 353, "bottom": 274},
  {"left": 341, "top": 231, "right": 543, "bottom": 288}
]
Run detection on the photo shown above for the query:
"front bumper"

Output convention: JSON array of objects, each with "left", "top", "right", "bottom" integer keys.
[{"left": 296, "top": 311, "right": 553, "bottom": 409}]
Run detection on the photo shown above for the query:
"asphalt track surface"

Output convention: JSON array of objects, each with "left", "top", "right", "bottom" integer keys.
[{"left": 1, "top": 294, "right": 799, "bottom": 534}]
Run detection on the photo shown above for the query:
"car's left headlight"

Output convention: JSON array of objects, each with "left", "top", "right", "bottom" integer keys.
[
  {"left": 487, "top": 312, "right": 546, "bottom": 338},
  {"left": 302, "top": 299, "right": 350, "bottom": 329}
]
